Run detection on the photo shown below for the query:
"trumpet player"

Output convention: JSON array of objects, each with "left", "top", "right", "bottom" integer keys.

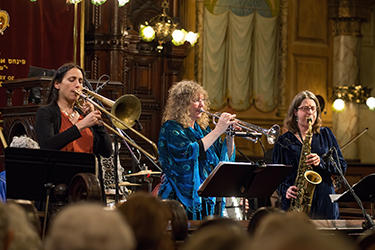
[
  {"left": 272, "top": 91, "right": 347, "bottom": 219},
  {"left": 157, "top": 80, "right": 238, "bottom": 220},
  {"left": 35, "top": 63, "right": 112, "bottom": 202}
]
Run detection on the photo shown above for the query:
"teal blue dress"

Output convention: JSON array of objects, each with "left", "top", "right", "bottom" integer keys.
[
  {"left": 0, "top": 171, "right": 6, "bottom": 203},
  {"left": 272, "top": 127, "right": 347, "bottom": 219},
  {"left": 158, "top": 120, "right": 235, "bottom": 220}
]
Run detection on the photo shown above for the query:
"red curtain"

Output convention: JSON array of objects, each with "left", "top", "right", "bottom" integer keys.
[{"left": 0, "top": 0, "right": 76, "bottom": 107}]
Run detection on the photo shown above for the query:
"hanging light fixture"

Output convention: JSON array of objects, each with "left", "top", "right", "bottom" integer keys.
[
  {"left": 139, "top": 0, "right": 199, "bottom": 52},
  {"left": 332, "top": 85, "right": 375, "bottom": 112},
  {"left": 31, "top": 0, "right": 129, "bottom": 7}
]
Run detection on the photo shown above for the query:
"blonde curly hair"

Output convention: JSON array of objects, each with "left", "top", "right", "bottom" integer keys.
[{"left": 162, "top": 80, "right": 210, "bottom": 129}]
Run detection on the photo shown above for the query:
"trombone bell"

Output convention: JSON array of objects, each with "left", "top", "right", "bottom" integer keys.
[{"left": 111, "top": 95, "right": 142, "bottom": 130}]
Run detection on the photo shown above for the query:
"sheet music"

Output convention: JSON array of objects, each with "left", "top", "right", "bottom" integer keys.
[{"left": 329, "top": 194, "right": 341, "bottom": 203}]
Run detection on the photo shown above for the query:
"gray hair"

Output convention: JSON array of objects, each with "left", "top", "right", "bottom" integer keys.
[
  {"left": 0, "top": 202, "right": 9, "bottom": 250},
  {"left": 5, "top": 203, "right": 43, "bottom": 250},
  {"left": 44, "top": 203, "right": 136, "bottom": 250},
  {"left": 9, "top": 135, "right": 39, "bottom": 149}
]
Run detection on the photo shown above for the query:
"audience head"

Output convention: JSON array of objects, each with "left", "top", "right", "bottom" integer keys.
[
  {"left": 7, "top": 200, "right": 41, "bottom": 237},
  {"left": 5, "top": 202, "right": 43, "bottom": 250},
  {"left": 117, "top": 191, "right": 171, "bottom": 250},
  {"left": 44, "top": 202, "right": 135, "bottom": 250},
  {"left": 0, "top": 202, "right": 11, "bottom": 250},
  {"left": 357, "top": 228, "right": 375, "bottom": 250},
  {"left": 9, "top": 135, "right": 39, "bottom": 149},
  {"left": 47, "top": 62, "right": 85, "bottom": 105},
  {"left": 163, "top": 80, "right": 210, "bottom": 128},
  {"left": 247, "top": 206, "right": 285, "bottom": 237},
  {"left": 183, "top": 217, "right": 249, "bottom": 250},
  {"left": 251, "top": 211, "right": 358, "bottom": 250},
  {"left": 161, "top": 199, "right": 188, "bottom": 241}
]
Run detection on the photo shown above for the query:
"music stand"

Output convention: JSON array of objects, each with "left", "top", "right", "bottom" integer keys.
[
  {"left": 198, "top": 162, "right": 291, "bottom": 198},
  {"left": 333, "top": 174, "right": 375, "bottom": 216},
  {"left": 5, "top": 147, "right": 97, "bottom": 239},
  {"left": 5, "top": 147, "right": 97, "bottom": 201}
]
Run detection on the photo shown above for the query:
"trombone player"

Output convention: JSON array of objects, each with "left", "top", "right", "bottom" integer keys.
[
  {"left": 35, "top": 63, "right": 112, "bottom": 202},
  {"left": 157, "top": 80, "right": 238, "bottom": 220}
]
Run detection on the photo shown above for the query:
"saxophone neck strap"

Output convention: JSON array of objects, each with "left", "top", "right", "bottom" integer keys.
[{"left": 298, "top": 129, "right": 304, "bottom": 143}]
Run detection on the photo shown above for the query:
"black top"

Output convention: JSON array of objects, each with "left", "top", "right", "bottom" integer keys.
[{"left": 35, "top": 103, "right": 112, "bottom": 158}]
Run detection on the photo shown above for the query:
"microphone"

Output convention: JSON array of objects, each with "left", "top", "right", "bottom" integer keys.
[
  {"left": 135, "top": 120, "right": 143, "bottom": 131},
  {"left": 322, "top": 146, "right": 335, "bottom": 163},
  {"left": 95, "top": 79, "right": 110, "bottom": 94}
]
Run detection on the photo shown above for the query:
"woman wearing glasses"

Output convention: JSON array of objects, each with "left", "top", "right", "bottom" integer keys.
[
  {"left": 157, "top": 80, "right": 237, "bottom": 220},
  {"left": 272, "top": 90, "right": 347, "bottom": 219}
]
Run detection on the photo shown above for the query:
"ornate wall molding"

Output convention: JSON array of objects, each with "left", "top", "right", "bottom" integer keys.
[
  {"left": 196, "top": 1, "right": 204, "bottom": 84},
  {"left": 328, "top": 0, "right": 375, "bottom": 36},
  {"left": 276, "top": 0, "right": 289, "bottom": 118}
]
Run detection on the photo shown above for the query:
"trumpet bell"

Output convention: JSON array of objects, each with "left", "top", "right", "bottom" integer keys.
[
  {"left": 267, "top": 124, "right": 281, "bottom": 144},
  {"left": 111, "top": 94, "right": 142, "bottom": 129}
]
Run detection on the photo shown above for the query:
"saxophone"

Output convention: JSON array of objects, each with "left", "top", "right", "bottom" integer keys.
[{"left": 290, "top": 118, "right": 322, "bottom": 214}]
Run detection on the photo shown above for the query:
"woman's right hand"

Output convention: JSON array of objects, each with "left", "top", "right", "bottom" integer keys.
[
  {"left": 214, "top": 112, "right": 237, "bottom": 135},
  {"left": 76, "top": 110, "right": 102, "bottom": 131},
  {"left": 286, "top": 185, "right": 298, "bottom": 199}
]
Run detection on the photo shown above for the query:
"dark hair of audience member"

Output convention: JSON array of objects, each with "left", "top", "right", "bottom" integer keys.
[
  {"left": 182, "top": 216, "right": 250, "bottom": 250},
  {"left": 247, "top": 206, "right": 285, "bottom": 236},
  {"left": 117, "top": 191, "right": 172, "bottom": 250},
  {"left": 357, "top": 228, "right": 375, "bottom": 250}
]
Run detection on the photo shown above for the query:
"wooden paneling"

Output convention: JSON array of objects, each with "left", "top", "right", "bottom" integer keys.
[
  {"left": 287, "top": 0, "right": 333, "bottom": 122},
  {"left": 296, "top": 1, "right": 328, "bottom": 43},
  {"left": 294, "top": 55, "right": 328, "bottom": 94}
]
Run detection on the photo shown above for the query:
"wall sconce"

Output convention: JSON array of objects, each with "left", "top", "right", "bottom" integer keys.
[
  {"left": 139, "top": 0, "right": 199, "bottom": 52},
  {"left": 332, "top": 85, "right": 375, "bottom": 112}
]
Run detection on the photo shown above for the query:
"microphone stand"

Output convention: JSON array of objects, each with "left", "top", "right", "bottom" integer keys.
[
  {"left": 327, "top": 149, "right": 375, "bottom": 230},
  {"left": 112, "top": 134, "right": 120, "bottom": 203},
  {"left": 85, "top": 78, "right": 138, "bottom": 204}
]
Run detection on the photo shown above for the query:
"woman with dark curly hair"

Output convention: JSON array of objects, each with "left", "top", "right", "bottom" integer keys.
[
  {"left": 272, "top": 90, "right": 347, "bottom": 219},
  {"left": 158, "top": 80, "right": 237, "bottom": 220}
]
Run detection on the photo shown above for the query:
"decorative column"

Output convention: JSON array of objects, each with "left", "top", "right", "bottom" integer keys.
[
  {"left": 276, "top": 0, "right": 288, "bottom": 118},
  {"left": 328, "top": 0, "right": 374, "bottom": 160}
]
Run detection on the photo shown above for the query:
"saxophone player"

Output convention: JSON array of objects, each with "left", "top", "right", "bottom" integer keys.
[{"left": 272, "top": 91, "right": 347, "bottom": 219}]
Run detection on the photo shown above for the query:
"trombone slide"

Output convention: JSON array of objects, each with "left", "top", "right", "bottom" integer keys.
[{"left": 75, "top": 89, "right": 159, "bottom": 161}]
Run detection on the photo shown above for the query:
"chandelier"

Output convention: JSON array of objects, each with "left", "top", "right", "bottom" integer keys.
[
  {"left": 30, "top": 0, "right": 129, "bottom": 7},
  {"left": 332, "top": 85, "right": 375, "bottom": 112},
  {"left": 139, "top": 0, "right": 199, "bottom": 52}
]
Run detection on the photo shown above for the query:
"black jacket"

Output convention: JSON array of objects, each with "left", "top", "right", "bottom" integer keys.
[{"left": 35, "top": 103, "right": 112, "bottom": 157}]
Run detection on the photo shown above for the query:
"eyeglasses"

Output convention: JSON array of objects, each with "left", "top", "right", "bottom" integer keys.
[
  {"left": 297, "top": 106, "right": 318, "bottom": 112},
  {"left": 192, "top": 98, "right": 206, "bottom": 104}
]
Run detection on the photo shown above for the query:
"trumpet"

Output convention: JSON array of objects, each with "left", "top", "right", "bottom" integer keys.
[
  {"left": 75, "top": 88, "right": 158, "bottom": 162},
  {"left": 200, "top": 109, "right": 280, "bottom": 144}
]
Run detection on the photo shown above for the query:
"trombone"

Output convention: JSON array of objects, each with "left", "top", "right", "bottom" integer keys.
[
  {"left": 200, "top": 109, "right": 280, "bottom": 144},
  {"left": 75, "top": 88, "right": 159, "bottom": 162}
]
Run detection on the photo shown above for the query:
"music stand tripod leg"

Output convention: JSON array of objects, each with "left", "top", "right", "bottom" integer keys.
[
  {"left": 42, "top": 183, "right": 54, "bottom": 241},
  {"left": 371, "top": 194, "right": 375, "bottom": 218},
  {"left": 143, "top": 176, "right": 153, "bottom": 194}
]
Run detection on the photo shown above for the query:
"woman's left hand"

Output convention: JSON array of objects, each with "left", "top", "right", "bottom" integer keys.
[
  {"left": 306, "top": 153, "right": 320, "bottom": 166},
  {"left": 82, "top": 101, "right": 95, "bottom": 115}
]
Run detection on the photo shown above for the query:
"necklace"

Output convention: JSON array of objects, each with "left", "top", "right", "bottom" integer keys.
[{"left": 60, "top": 108, "right": 77, "bottom": 119}]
